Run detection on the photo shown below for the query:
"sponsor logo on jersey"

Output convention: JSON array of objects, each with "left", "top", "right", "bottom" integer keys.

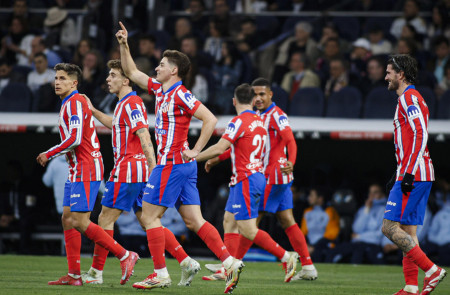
[
  {"left": 232, "top": 204, "right": 241, "bottom": 209},
  {"left": 70, "top": 194, "right": 80, "bottom": 198},
  {"left": 278, "top": 115, "right": 289, "bottom": 127},
  {"left": 407, "top": 105, "right": 421, "bottom": 119},
  {"left": 155, "top": 128, "right": 167, "bottom": 135},
  {"left": 246, "top": 162, "right": 262, "bottom": 170},
  {"left": 91, "top": 151, "right": 101, "bottom": 158},
  {"left": 130, "top": 109, "right": 143, "bottom": 124},
  {"left": 146, "top": 183, "right": 154, "bottom": 189},
  {"left": 69, "top": 115, "right": 81, "bottom": 128},
  {"left": 133, "top": 153, "right": 146, "bottom": 159},
  {"left": 387, "top": 201, "right": 397, "bottom": 206}
]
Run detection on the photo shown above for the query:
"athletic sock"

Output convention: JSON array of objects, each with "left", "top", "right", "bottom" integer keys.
[
  {"left": 285, "top": 224, "right": 313, "bottom": 266},
  {"left": 406, "top": 245, "right": 434, "bottom": 273},
  {"left": 197, "top": 222, "right": 230, "bottom": 262},
  {"left": 235, "top": 234, "right": 253, "bottom": 260},
  {"left": 163, "top": 227, "right": 188, "bottom": 264},
  {"left": 92, "top": 229, "right": 113, "bottom": 271},
  {"left": 224, "top": 233, "right": 240, "bottom": 257},
  {"left": 252, "top": 229, "right": 285, "bottom": 260},
  {"left": 84, "top": 222, "right": 126, "bottom": 259},
  {"left": 403, "top": 256, "right": 418, "bottom": 287},
  {"left": 155, "top": 267, "right": 169, "bottom": 277},
  {"left": 64, "top": 228, "right": 81, "bottom": 276},
  {"left": 147, "top": 227, "right": 166, "bottom": 269}
]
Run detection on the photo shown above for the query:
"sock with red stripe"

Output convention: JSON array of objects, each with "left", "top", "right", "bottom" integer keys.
[
  {"left": 197, "top": 222, "right": 230, "bottom": 262},
  {"left": 84, "top": 222, "right": 127, "bottom": 259},
  {"left": 147, "top": 227, "right": 166, "bottom": 269},
  {"left": 224, "top": 233, "right": 240, "bottom": 257},
  {"left": 235, "top": 234, "right": 253, "bottom": 260},
  {"left": 285, "top": 224, "right": 313, "bottom": 266},
  {"left": 403, "top": 256, "right": 419, "bottom": 286},
  {"left": 91, "top": 229, "right": 113, "bottom": 271},
  {"left": 406, "top": 245, "right": 434, "bottom": 272},
  {"left": 252, "top": 230, "right": 285, "bottom": 260},
  {"left": 164, "top": 227, "right": 188, "bottom": 264},
  {"left": 64, "top": 228, "right": 81, "bottom": 275}
]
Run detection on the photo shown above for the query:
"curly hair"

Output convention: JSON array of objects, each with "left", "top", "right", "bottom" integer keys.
[{"left": 387, "top": 54, "right": 418, "bottom": 84}]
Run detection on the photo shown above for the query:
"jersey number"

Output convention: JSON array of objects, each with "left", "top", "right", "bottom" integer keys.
[
  {"left": 90, "top": 117, "right": 99, "bottom": 149},
  {"left": 250, "top": 134, "right": 266, "bottom": 163}
]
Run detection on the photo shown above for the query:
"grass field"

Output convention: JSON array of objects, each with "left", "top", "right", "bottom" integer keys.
[{"left": 0, "top": 255, "right": 448, "bottom": 295}]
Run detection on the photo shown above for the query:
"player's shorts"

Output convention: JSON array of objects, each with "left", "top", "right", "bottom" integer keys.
[
  {"left": 225, "top": 172, "right": 265, "bottom": 220},
  {"left": 101, "top": 181, "right": 146, "bottom": 213},
  {"left": 259, "top": 181, "right": 293, "bottom": 213},
  {"left": 142, "top": 161, "right": 200, "bottom": 208},
  {"left": 63, "top": 180, "right": 101, "bottom": 212},
  {"left": 384, "top": 181, "right": 432, "bottom": 225}
]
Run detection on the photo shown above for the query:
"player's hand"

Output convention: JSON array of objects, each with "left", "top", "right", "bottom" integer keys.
[
  {"left": 280, "top": 161, "right": 294, "bottom": 174},
  {"left": 36, "top": 152, "right": 49, "bottom": 167},
  {"left": 182, "top": 149, "right": 198, "bottom": 161},
  {"left": 401, "top": 173, "right": 415, "bottom": 196},
  {"left": 80, "top": 94, "right": 95, "bottom": 111},
  {"left": 205, "top": 157, "right": 220, "bottom": 173},
  {"left": 115, "top": 21, "right": 128, "bottom": 45},
  {"left": 386, "top": 172, "right": 396, "bottom": 194}
]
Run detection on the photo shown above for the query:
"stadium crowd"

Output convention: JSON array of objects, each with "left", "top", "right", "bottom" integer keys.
[{"left": 0, "top": 0, "right": 449, "bottom": 269}]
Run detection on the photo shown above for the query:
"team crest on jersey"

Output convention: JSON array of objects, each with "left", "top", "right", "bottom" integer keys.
[
  {"left": 160, "top": 101, "right": 171, "bottom": 113},
  {"left": 407, "top": 105, "right": 421, "bottom": 119},
  {"left": 69, "top": 115, "right": 81, "bottom": 128},
  {"left": 130, "top": 109, "right": 143, "bottom": 124}
]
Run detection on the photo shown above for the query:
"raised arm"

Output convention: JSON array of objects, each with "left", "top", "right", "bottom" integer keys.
[
  {"left": 196, "top": 138, "right": 231, "bottom": 162},
  {"left": 82, "top": 94, "right": 113, "bottom": 129},
  {"left": 136, "top": 127, "right": 157, "bottom": 173},
  {"left": 116, "top": 21, "right": 150, "bottom": 90}
]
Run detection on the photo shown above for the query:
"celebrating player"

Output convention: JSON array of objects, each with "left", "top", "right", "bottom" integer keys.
[
  {"left": 196, "top": 83, "right": 299, "bottom": 287},
  {"left": 81, "top": 59, "right": 200, "bottom": 286},
  {"left": 382, "top": 54, "right": 446, "bottom": 295},
  {"left": 36, "top": 63, "right": 138, "bottom": 286},
  {"left": 115, "top": 22, "right": 242, "bottom": 293}
]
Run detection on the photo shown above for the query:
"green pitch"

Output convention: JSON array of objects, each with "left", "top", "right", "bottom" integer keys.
[{"left": 0, "top": 255, "right": 448, "bottom": 294}]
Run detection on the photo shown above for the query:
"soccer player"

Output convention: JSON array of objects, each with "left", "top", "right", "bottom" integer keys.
[
  {"left": 81, "top": 59, "right": 200, "bottom": 286},
  {"left": 203, "top": 78, "right": 316, "bottom": 281},
  {"left": 115, "top": 22, "right": 242, "bottom": 293},
  {"left": 196, "top": 83, "right": 299, "bottom": 286},
  {"left": 382, "top": 54, "right": 446, "bottom": 295},
  {"left": 36, "top": 63, "right": 138, "bottom": 286}
]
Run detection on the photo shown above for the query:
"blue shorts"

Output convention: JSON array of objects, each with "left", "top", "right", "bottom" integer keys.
[
  {"left": 101, "top": 182, "right": 146, "bottom": 213},
  {"left": 142, "top": 161, "right": 200, "bottom": 208},
  {"left": 225, "top": 173, "right": 265, "bottom": 220},
  {"left": 259, "top": 181, "right": 293, "bottom": 213},
  {"left": 63, "top": 180, "right": 101, "bottom": 212},
  {"left": 384, "top": 181, "right": 432, "bottom": 225}
]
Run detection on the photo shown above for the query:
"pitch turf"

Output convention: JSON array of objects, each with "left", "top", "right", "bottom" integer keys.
[{"left": 0, "top": 255, "right": 448, "bottom": 294}]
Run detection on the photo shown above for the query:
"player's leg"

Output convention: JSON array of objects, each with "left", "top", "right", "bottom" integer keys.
[{"left": 395, "top": 225, "right": 420, "bottom": 295}]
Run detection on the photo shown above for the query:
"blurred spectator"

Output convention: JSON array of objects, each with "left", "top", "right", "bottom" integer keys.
[
  {"left": 186, "top": 0, "right": 209, "bottom": 38},
  {"left": 427, "top": 196, "right": 450, "bottom": 266},
  {"left": 390, "top": 0, "right": 426, "bottom": 40},
  {"left": 0, "top": 16, "right": 34, "bottom": 65},
  {"left": 400, "top": 24, "right": 423, "bottom": 50},
  {"left": 42, "top": 155, "right": 68, "bottom": 215},
  {"left": 301, "top": 187, "right": 340, "bottom": 262},
  {"left": 280, "top": 51, "right": 320, "bottom": 99},
  {"left": 161, "top": 207, "right": 189, "bottom": 239},
  {"left": 277, "top": 0, "right": 318, "bottom": 11},
  {"left": 316, "top": 37, "right": 343, "bottom": 83},
  {"left": 72, "top": 39, "right": 92, "bottom": 67},
  {"left": 317, "top": 22, "right": 350, "bottom": 54},
  {"left": 235, "top": 17, "right": 266, "bottom": 53},
  {"left": 211, "top": 0, "right": 239, "bottom": 37},
  {"left": 326, "top": 184, "right": 387, "bottom": 264},
  {"left": 29, "top": 35, "right": 63, "bottom": 68},
  {"left": 352, "top": 0, "right": 390, "bottom": 11},
  {"left": 78, "top": 49, "right": 105, "bottom": 102},
  {"left": 80, "top": 0, "right": 112, "bottom": 53},
  {"left": 26, "top": 52, "right": 55, "bottom": 92},
  {"left": 427, "top": 36, "right": 449, "bottom": 84},
  {"left": 1, "top": 0, "right": 43, "bottom": 33},
  {"left": 180, "top": 35, "right": 213, "bottom": 70},
  {"left": 168, "top": 17, "right": 192, "bottom": 51},
  {"left": 368, "top": 26, "right": 393, "bottom": 55},
  {"left": 324, "top": 58, "right": 350, "bottom": 97},
  {"left": 136, "top": 34, "right": 160, "bottom": 76},
  {"left": 349, "top": 38, "right": 372, "bottom": 78},
  {"left": 0, "top": 57, "right": 26, "bottom": 91},
  {"left": 358, "top": 55, "right": 387, "bottom": 96},
  {"left": 437, "top": 61, "right": 450, "bottom": 94},
  {"left": 273, "top": 21, "right": 319, "bottom": 84},
  {"left": 44, "top": 6, "right": 79, "bottom": 50},
  {"left": 204, "top": 19, "right": 227, "bottom": 62},
  {"left": 425, "top": 2, "right": 450, "bottom": 49},
  {"left": 395, "top": 37, "right": 418, "bottom": 57}
]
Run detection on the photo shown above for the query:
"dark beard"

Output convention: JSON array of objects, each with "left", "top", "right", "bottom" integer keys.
[{"left": 388, "top": 80, "right": 398, "bottom": 91}]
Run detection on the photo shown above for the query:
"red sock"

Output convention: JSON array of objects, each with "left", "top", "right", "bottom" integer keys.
[
  {"left": 84, "top": 222, "right": 126, "bottom": 259},
  {"left": 147, "top": 227, "right": 166, "bottom": 269},
  {"left": 252, "top": 230, "right": 285, "bottom": 260},
  {"left": 406, "top": 245, "right": 434, "bottom": 272},
  {"left": 197, "top": 222, "right": 230, "bottom": 261},
  {"left": 235, "top": 234, "right": 253, "bottom": 260},
  {"left": 64, "top": 229, "right": 81, "bottom": 275},
  {"left": 164, "top": 227, "right": 188, "bottom": 263},
  {"left": 224, "top": 233, "right": 240, "bottom": 257},
  {"left": 285, "top": 224, "right": 313, "bottom": 266},
  {"left": 92, "top": 229, "right": 113, "bottom": 271},
  {"left": 403, "top": 256, "right": 419, "bottom": 286}
]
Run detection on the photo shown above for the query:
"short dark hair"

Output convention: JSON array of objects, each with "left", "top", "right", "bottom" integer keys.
[
  {"left": 107, "top": 59, "right": 134, "bottom": 87},
  {"left": 139, "top": 34, "right": 156, "bottom": 44},
  {"left": 163, "top": 50, "right": 191, "bottom": 81},
  {"left": 251, "top": 77, "right": 271, "bottom": 89},
  {"left": 234, "top": 83, "right": 255, "bottom": 105},
  {"left": 387, "top": 54, "right": 418, "bottom": 84},
  {"left": 34, "top": 52, "right": 47, "bottom": 60},
  {"left": 433, "top": 35, "right": 449, "bottom": 49},
  {"left": 54, "top": 63, "right": 82, "bottom": 82}
]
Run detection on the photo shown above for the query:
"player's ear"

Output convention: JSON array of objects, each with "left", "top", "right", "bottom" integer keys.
[
  {"left": 251, "top": 97, "right": 256, "bottom": 107},
  {"left": 73, "top": 79, "right": 78, "bottom": 88},
  {"left": 232, "top": 97, "right": 236, "bottom": 106}
]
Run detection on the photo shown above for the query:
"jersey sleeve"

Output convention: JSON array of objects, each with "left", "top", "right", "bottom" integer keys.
[
  {"left": 221, "top": 117, "right": 244, "bottom": 144},
  {"left": 175, "top": 88, "right": 201, "bottom": 116},
  {"left": 124, "top": 97, "right": 149, "bottom": 134},
  {"left": 218, "top": 148, "right": 231, "bottom": 161},
  {"left": 272, "top": 110, "right": 297, "bottom": 164},
  {"left": 147, "top": 77, "right": 161, "bottom": 95},
  {"left": 400, "top": 92, "right": 428, "bottom": 176},
  {"left": 46, "top": 99, "right": 84, "bottom": 159}
]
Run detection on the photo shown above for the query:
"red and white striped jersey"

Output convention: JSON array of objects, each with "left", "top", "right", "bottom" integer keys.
[
  {"left": 109, "top": 91, "right": 150, "bottom": 183},
  {"left": 147, "top": 78, "right": 201, "bottom": 165},
  {"left": 258, "top": 103, "right": 296, "bottom": 184},
  {"left": 393, "top": 85, "right": 434, "bottom": 182},
  {"left": 46, "top": 90, "right": 104, "bottom": 182},
  {"left": 222, "top": 110, "right": 266, "bottom": 186}
]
